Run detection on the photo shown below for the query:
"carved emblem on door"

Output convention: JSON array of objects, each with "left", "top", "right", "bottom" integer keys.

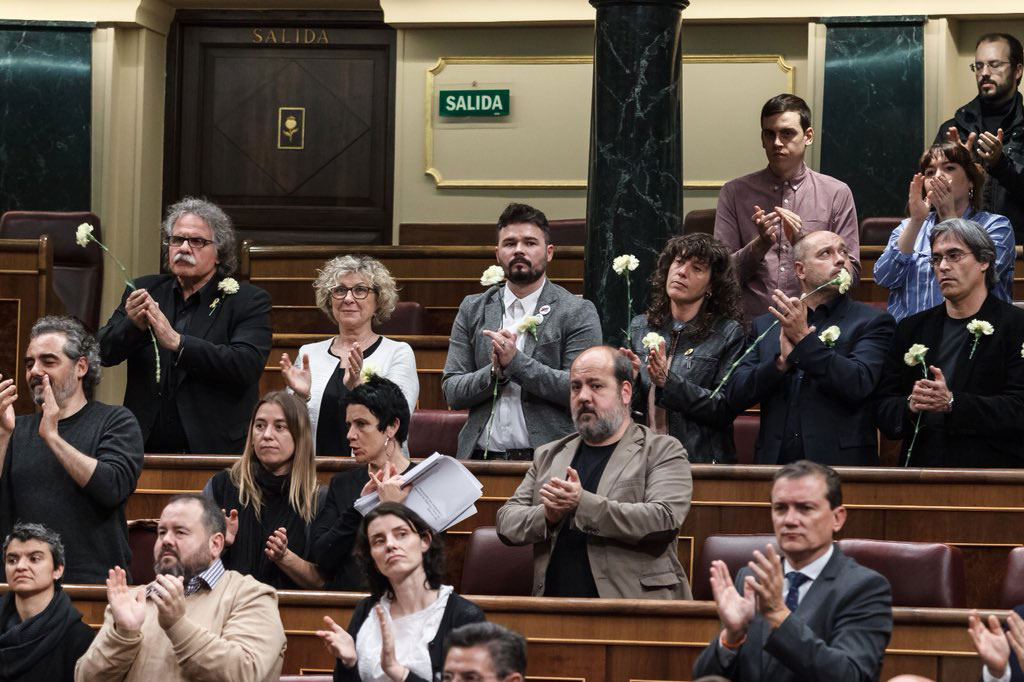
[{"left": 277, "top": 107, "right": 305, "bottom": 149}]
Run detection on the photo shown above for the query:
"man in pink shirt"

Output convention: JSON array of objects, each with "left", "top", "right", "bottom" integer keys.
[{"left": 715, "top": 94, "right": 861, "bottom": 326}]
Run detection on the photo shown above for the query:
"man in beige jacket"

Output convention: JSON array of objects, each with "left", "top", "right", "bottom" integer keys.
[
  {"left": 496, "top": 345, "right": 693, "bottom": 599},
  {"left": 75, "top": 493, "right": 286, "bottom": 681}
]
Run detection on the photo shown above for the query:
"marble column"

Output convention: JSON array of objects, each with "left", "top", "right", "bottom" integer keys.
[
  {"left": 585, "top": 0, "right": 688, "bottom": 346},
  {"left": 0, "top": 21, "right": 93, "bottom": 213},
  {"left": 820, "top": 16, "right": 924, "bottom": 220}
]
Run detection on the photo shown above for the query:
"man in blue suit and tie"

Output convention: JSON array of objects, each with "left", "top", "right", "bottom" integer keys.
[{"left": 727, "top": 231, "right": 895, "bottom": 465}]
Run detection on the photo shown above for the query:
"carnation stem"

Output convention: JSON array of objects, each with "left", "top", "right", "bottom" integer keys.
[
  {"left": 621, "top": 276, "right": 632, "bottom": 341},
  {"left": 709, "top": 275, "right": 842, "bottom": 398},
  {"left": 88, "top": 235, "right": 161, "bottom": 383},
  {"left": 481, "top": 374, "right": 500, "bottom": 459},
  {"left": 903, "top": 363, "right": 929, "bottom": 467}
]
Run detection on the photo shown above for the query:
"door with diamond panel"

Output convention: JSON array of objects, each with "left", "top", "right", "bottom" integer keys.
[{"left": 164, "top": 11, "right": 395, "bottom": 245}]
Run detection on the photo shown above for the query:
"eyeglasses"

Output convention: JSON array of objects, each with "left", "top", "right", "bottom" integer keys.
[
  {"left": 929, "top": 249, "right": 971, "bottom": 267},
  {"left": 163, "top": 235, "right": 214, "bottom": 249},
  {"left": 330, "top": 284, "right": 377, "bottom": 300},
  {"left": 970, "top": 60, "right": 1011, "bottom": 73}
]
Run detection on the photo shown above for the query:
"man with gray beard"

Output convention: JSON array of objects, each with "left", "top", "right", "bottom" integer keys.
[
  {"left": 75, "top": 494, "right": 286, "bottom": 681},
  {"left": 495, "top": 346, "right": 693, "bottom": 599},
  {"left": 0, "top": 316, "right": 143, "bottom": 584}
]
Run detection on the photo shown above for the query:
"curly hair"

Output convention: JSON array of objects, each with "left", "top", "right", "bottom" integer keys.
[
  {"left": 313, "top": 255, "right": 399, "bottom": 326},
  {"left": 30, "top": 316, "right": 101, "bottom": 399},
  {"left": 162, "top": 197, "right": 237, "bottom": 276},
  {"left": 919, "top": 142, "right": 986, "bottom": 212},
  {"left": 355, "top": 503, "right": 444, "bottom": 601},
  {"left": 347, "top": 375, "right": 411, "bottom": 445},
  {"left": 644, "top": 234, "right": 742, "bottom": 340}
]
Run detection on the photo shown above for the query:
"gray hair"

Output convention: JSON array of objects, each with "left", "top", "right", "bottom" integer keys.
[
  {"left": 162, "top": 197, "right": 237, "bottom": 276},
  {"left": 3, "top": 522, "right": 66, "bottom": 568},
  {"left": 30, "top": 316, "right": 100, "bottom": 399},
  {"left": 930, "top": 218, "right": 998, "bottom": 291},
  {"left": 313, "top": 255, "right": 399, "bottom": 325},
  {"left": 443, "top": 622, "right": 527, "bottom": 678}
]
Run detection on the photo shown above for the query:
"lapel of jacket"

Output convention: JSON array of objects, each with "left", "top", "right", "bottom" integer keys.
[
  {"left": 483, "top": 286, "right": 504, "bottom": 335},
  {"left": 548, "top": 436, "right": 581, "bottom": 503},
  {"left": 524, "top": 279, "right": 556, "bottom": 358},
  {"left": 950, "top": 294, "right": 1000, "bottom": 390},
  {"left": 594, "top": 422, "right": 643, "bottom": 498},
  {"left": 185, "top": 275, "right": 224, "bottom": 344}
]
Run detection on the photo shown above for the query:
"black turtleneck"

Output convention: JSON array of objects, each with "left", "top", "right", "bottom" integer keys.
[{"left": 981, "top": 93, "right": 1016, "bottom": 134}]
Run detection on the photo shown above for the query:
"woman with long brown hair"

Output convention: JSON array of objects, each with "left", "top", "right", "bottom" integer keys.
[
  {"left": 624, "top": 233, "right": 744, "bottom": 463},
  {"left": 204, "top": 390, "right": 324, "bottom": 588},
  {"left": 874, "top": 141, "right": 1015, "bottom": 321}
]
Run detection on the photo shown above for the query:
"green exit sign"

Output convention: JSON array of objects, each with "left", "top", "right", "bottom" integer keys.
[{"left": 439, "top": 89, "right": 510, "bottom": 117}]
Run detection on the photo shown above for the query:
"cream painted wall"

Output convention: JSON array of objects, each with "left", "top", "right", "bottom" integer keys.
[{"left": 91, "top": 26, "right": 167, "bottom": 405}]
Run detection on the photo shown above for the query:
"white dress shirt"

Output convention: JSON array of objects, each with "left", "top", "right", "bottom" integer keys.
[{"left": 476, "top": 279, "right": 545, "bottom": 451}]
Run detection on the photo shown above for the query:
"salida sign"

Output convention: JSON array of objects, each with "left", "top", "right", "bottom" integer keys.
[{"left": 439, "top": 89, "right": 510, "bottom": 117}]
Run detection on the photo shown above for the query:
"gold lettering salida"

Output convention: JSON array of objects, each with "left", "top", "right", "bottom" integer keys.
[{"left": 252, "top": 28, "right": 330, "bottom": 45}]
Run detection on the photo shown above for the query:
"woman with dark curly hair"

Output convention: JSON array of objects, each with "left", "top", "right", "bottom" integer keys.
[
  {"left": 317, "top": 503, "right": 485, "bottom": 682},
  {"left": 624, "top": 233, "right": 744, "bottom": 463}
]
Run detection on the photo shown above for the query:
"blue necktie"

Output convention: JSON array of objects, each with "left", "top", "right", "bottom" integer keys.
[{"left": 785, "top": 571, "right": 809, "bottom": 612}]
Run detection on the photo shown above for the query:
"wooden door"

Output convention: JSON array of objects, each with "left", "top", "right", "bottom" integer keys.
[{"left": 164, "top": 11, "right": 395, "bottom": 245}]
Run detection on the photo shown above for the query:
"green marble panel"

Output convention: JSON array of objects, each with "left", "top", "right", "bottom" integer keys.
[
  {"left": 821, "top": 17, "right": 923, "bottom": 220},
  {"left": 0, "top": 24, "right": 93, "bottom": 213}
]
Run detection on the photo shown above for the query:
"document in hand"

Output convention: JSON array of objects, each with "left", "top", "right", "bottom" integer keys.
[{"left": 353, "top": 453, "right": 483, "bottom": 532}]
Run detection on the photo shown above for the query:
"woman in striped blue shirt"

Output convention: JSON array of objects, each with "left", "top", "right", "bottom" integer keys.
[{"left": 874, "top": 141, "right": 1015, "bottom": 321}]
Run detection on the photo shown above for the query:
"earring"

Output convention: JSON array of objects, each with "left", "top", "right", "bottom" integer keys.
[
  {"left": 384, "top": 436, "right": 390, "bottom": 451},
  {"left": 969, "top": 187, "right": 975, "bottom": 200}
]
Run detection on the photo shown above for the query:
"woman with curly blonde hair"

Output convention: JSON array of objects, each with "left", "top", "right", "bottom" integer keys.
[
  {"left": 204, "top": 390, "right": 325, "bottom": 588},
  {"left": 279, "top": 255, "right": 419, "bottom": 455}
]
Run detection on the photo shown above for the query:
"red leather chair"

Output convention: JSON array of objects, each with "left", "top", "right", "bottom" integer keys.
[
  {"left": 692, "top": 534, "right": 777, "bottom": 600},
  {"left": 373, "top": 301, "right": 425, "bottom": 336},
  {"left": 548, "top": 218, "right": 585, "bottom": 246},
  {"left": 0, "top": 210, "right": 104, "bottom": 330},
  {"left": 683, "top": 209, "right": 716, "bottom": 235},
  {"left": 128, "top": 520, "right": 158, "bottom": 585},
  {"left": 407, "top": 409, "right": 468, "bottom": 458},
  {"left": 837, "top": 538, "right": 966, "bottom": 607},
  {"left": 732, "top": 414, "right": 760, "bottom": 465},
  {"left": 1000, "top": 547, "right": 1024, "bottom": 609},
  {"left": 460, "top": 526, "right": 533, "bottom": 596},
  {"left": 860, "top": 216, "right": 902, "bottom": 246}
]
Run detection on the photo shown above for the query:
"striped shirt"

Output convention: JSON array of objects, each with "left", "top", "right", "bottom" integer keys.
[
  {"left": 184, "top": 558, "right": 226, "bottom": 596},
  {"left": 873, "top": 209, "right": 1015, "bottom": 321}
]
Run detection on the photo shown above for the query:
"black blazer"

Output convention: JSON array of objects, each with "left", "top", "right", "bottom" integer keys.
[
  {"left": 693, "top": 546, "right": 893, "bottom": 682},
  {"left": 875, "top": 294, "right": 1024, "bottom": 467},
  {"left": 727, "top": 295, "right": 895, "bottom": 465},
  {"left": 333, "top": 592, "right": 485, "bottom": 682},
  {"left": 97, "top": 273, "right": 272, "bottom": 454}
]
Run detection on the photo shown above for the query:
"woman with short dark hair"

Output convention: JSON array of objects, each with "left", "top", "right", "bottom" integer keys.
[
  {"left": 874, "top": 141, "right": 1015, "bottom": 321},
  {"left": 317, "top": 503, "right": 485, "bottom": 682}
]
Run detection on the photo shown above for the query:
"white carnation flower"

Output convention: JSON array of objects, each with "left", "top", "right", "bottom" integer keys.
[
  {"left": 903, "top": 343, "right": 928, "bottom": 367},
  {"left": 966, "top": 319, "right": 994, "bottom": 336},
  {"left": 818, "top": 325, "right": 841, "bottom": 347},
  {"left": 75, "top": 223, "right": 94, "bottom": 248},
  {"left": 834, "top": 268, "right": 852, "bottom": 294},
  {"left": 612, "top": 254, "right": 640, "bottom": 275},
  {"left": 641, "top": 332, "right": 665, "bottom": 350},
  {"left": 218, "top": 277, "right": 240, "bottom": 295},
  {"left": 480, "top": 265, "right": 505, "bottom": 286},
  {"left": 360, "top": 362, "right": 377, "bottom": 383}
]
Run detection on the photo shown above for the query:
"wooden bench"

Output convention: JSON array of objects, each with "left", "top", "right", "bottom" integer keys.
[
  {"left": 132, "top": 457, "right": 1024, "bottom": 609},
  {"left": 57, "top": 585, "right": 989, "bottom": 681}
]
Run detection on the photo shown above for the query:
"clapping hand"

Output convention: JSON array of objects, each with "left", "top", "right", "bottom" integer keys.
[
  {"left": 373, "top": 463, "right": 410, "bottom": 504},
  {"left": 647, "top": 342, "right": 669, "bottom": 387},
  {"left": 968, "top": 610, "right": 1012, "bottom": 677},
  {"left": 317, "top": 615, "right": 357, "bottom": 667},
  {"left": 222, "top": 508, "right": 239, "bottom": 547},
  {"left": 977, "top": 129, "right": 1005, "bottom": 165},
  {"left": 744, "top": 545, "right": 790, "bottom": 628},
  {"left": 540, "top": 467, "right": 582, "bottom": 524},
  {"left": 265, "top": 527, "right": 290, "bottom": 562},
  {"left": 0, "top": 375, "right": 17, "bottom": 439},
  {"left": 148, "top": 573, "right": 186, "bottom": 630},
  {"left": 709, "top": 560, "right": 755, "bottom": 644},
  {"left": 376, "top": 604, "right": 409, "bottom": 682},
  {"left": 107, "top": 566, "right": 147, "bottom": 632},
  {"left": 36, "top": 374, "right": 61, "bottom": 441},
  {"left": 752, "top": 205, "right": 780, "bottom": 248},
  {"left": 343, "top": 343, "right": 364, "bottom": 391},
  {"left": 280, "top": 353, "right": 312, "bottom": 399}
]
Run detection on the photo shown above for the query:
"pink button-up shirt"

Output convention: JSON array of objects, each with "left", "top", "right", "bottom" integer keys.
[{"left": 714, "top": 164, "right": 861, "bottom": 326}]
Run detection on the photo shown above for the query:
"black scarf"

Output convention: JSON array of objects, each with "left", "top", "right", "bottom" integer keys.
[
  {"left": 220, "top": 466, "right": 311, "bottom": 589},
  {"left": 0, "top": 587, "right": 83, "bottom": 677}
]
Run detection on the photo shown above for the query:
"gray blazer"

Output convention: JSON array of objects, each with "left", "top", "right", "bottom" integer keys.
[
  {"left": 692, "top": 546, "right": 893, "bottom": 682},
  {"left": 495, "top": 422, "right": 693, "bottom": 600},
  {"left": 442, "top": 279, "right": 602, "bottom": 458}
]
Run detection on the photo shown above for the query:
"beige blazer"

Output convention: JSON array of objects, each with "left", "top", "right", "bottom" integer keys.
[{"left": 496, "top": 422, "right": 693, "bottom": 599}]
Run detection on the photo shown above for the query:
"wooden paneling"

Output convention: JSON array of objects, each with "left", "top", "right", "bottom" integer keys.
[
  {"left": 0, "top": 237, "right": 61, "bottom": 414},
  {"left": 54, "top": 585, "right": 993, "bottom": 681},
  {"left": 131, "top": 458, "right": 1024, "bottom": 608}
]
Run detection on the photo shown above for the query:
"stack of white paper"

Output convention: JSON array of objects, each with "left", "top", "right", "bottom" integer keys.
[{"left": 353, "top": 453, "right": 483, "bottom": 532}]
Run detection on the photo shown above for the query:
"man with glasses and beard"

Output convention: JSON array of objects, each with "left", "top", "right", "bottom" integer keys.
[
  {"left": 496, "top": 346, "right": 692, "bottom": 599},
  {"left": 0, "top": 316, "right": 143, "bottom": 584},
  {"left": 75, "top": 493, "right": 286, "bottom": 682},
  {"left": 443, "top": 203, "right": 601, "bottom": 460},
  {"left": 938, "top": 33, "right": 1024, "bottom": 242},
  {"left": 98, "top": 197, "right": 272, "bottom": 454}
]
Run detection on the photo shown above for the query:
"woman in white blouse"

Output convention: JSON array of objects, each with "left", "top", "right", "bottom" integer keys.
[
  {"left": 317, "top": 502, "right": 485, "bottom": 682},
  {"left": 280, "top": 255, "right": 419, "bottom": 456}
]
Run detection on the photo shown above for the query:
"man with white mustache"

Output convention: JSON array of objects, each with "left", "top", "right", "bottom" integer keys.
[
  {"left": 496, "top": 346, "right": 692, "bottom": 599},
  {"left": 0, "top": 316, "right": 143, "bottom": 584},
  {"left": 97, "top": 197, "right": 271, "bottom": 454}
]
